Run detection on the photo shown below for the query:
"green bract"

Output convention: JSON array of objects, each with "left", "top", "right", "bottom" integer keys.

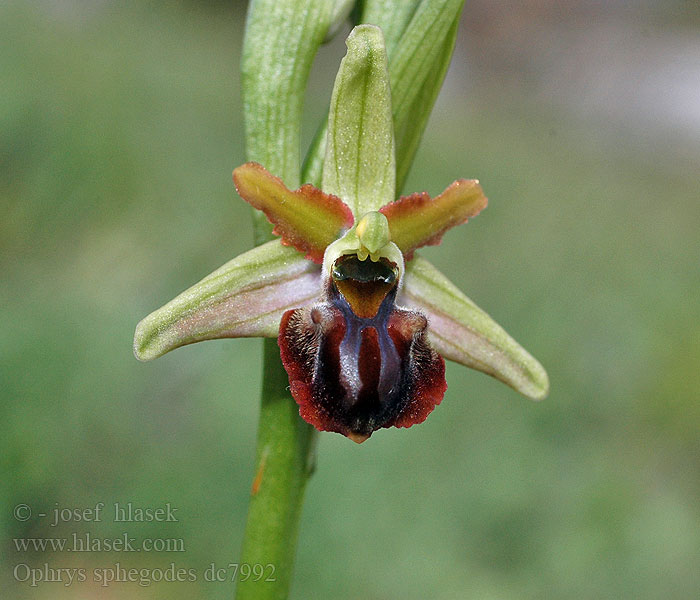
[{"left": 242, "top": 0, "right": 341, "bottom": 242}]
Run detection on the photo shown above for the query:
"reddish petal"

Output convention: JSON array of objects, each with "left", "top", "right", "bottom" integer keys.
[
  {"left": 380, "top": 179, "right": 487, "bottom": 260},
  {"left": 234, "top": 162, "right": 354, "bottom": 263}
]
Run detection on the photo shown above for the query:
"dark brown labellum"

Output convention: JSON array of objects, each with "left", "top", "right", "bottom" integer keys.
[{"left": 278, "top": 255, "right": 446, "bottom": 442}]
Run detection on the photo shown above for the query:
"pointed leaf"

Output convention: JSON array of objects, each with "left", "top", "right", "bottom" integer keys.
[
  {"left": 391, "top": 2, "right": 462, "bottom": 189},
  {"left": 322, "top": 24, "right": 396, "bottom": 216},
  {"left": 400, "top": 256, "right": 549, "bottom": 400},
  {"left": 134, "top": 240, "right": 321, "bottom": 361},
  {"left": 234, "top": 162, "right": 354, "bottom": 263},
  {"left": 381, "top": 178, "right": 487, "bottom": 259}
]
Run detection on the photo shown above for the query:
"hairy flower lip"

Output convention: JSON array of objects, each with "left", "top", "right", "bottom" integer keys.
[{"left": 278, "top": 278, "right": 446, "bottom": 441}]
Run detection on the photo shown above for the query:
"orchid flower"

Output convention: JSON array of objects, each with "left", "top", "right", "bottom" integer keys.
[{"left": 133, "top": 25, "right": 548, "bottom": 443}]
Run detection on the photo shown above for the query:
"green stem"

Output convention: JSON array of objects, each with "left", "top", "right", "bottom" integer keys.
[
  {"left": 236, "top": 339, "right": 317, "bottom": 600},
  {"left": 237, "top": 2, "right": 332, "bottom": 595},
  {"left": 237, "top": 209, "right": 318, "bottom": 600},
  {"left": 237, "top": 199, "right": 319, "bottom": 600}
]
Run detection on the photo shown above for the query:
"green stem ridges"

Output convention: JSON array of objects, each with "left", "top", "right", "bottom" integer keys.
[
  {"left": 237, "top": 1, "right": 465, "bottom": 598},
  {"left": 236, "top": 338, "right": 317, "bottom": 600}
]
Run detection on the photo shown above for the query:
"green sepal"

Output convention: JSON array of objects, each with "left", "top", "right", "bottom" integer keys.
[
  {"left": 302, "top": 0, "right": 464, "bottom": 192},
  {"left": 134, "top": 240, "right": 320, "bottom": 361},
  {"left": 400, "top": 255, "right": 549, "bottom": 400},
  {"left": 322, "top": 24, "right": 396, "bottom": 216}
]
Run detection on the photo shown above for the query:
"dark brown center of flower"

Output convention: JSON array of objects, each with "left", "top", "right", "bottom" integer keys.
[
  {"left": 331, "top": 255, "right": 398, "bottom": 318},
  {"left": 278, "top": 250, "right": 446, "bottom": 441}
]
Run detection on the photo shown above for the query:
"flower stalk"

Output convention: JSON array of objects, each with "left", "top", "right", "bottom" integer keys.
[{"left": 236, "top": 337, "right": 316, "bottom": 600}]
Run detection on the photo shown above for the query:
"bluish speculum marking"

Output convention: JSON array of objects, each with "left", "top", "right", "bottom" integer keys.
[{"left": 327, "top": 255, "right": 402, "bottom": 417}]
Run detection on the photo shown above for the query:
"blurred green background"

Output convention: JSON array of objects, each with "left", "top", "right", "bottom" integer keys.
[{"left": 2, "top": 1, "right": 699, "bottom": 598}]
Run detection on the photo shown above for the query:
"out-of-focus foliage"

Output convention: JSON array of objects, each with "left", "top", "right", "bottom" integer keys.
[{"left": 2, "top": 1, "right": 699, "bottom": 599}]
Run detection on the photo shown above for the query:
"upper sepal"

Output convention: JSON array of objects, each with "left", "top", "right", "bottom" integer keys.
[
  {"left": 380, "top": 179, "right": 488, "bottom": 260},
  {"left": 322, "top": 24, "right": 396, "bottom": 216},
  {"left": 400, "top": 255, "right": 549, "bottom": 400},
  {"left": 234, "top": 162, "right": 354, "bottom": 263},
  {"left": 134, "top": 239, "right": 321, "bottom": 361}
]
